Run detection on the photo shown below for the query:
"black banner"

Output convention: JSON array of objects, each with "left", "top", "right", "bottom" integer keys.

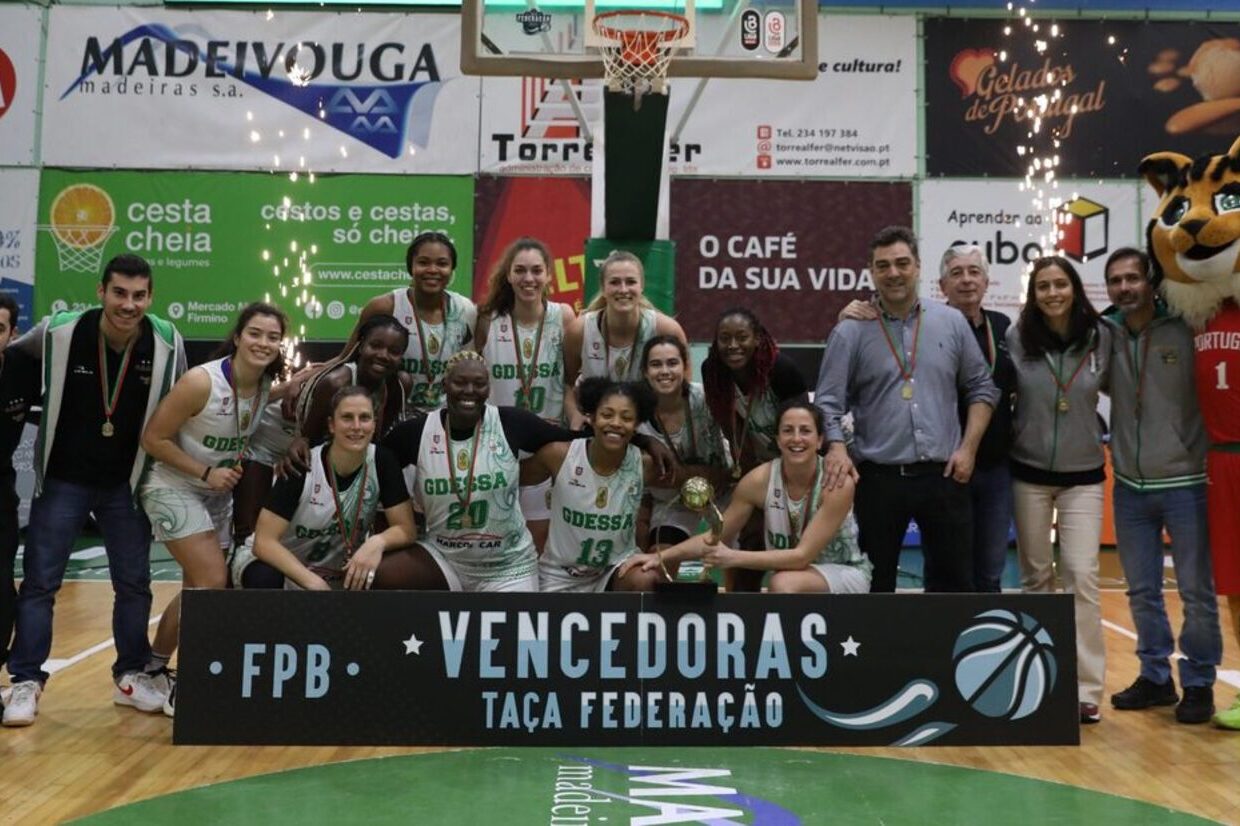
[
  {"left": 176, "top": 591, "right": 1078, "bottom": 747},
  {"left": 926, "top": 18, "right": 1240, "bottom": 177},
  {"left": 172, "top": 592, "right": 1076, "bottom": 744}
]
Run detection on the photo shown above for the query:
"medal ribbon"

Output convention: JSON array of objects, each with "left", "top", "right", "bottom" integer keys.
[
  {"left": 98, "top": 327, "right": 137, "bottom": 428},
  {"left": 512, "top": 307, "right": 547, "bottom": 409},
  {"left": 877, "top": 305, "right": 923, "bottom": 385},
  {"left": 729, "top": 390, "right": 760, "bottom": 473},
  {"left": 411, "top": 292, "right": 447, "bottom": 396},
  {"left": 982, "top": 315, "right": 997, "bottom": 375},
  {"left": 601, "top": 311, "right": 643, "bottom": 381},
  {"left": 445, "top": 415, "right": 484, "bottom": 516},
  {"left": 325, "top": 450, "right": 370, "bottom": 559},
  {"left": 1044, "top": 346, "right": 1093, "bottom": 411},
  {"left": 654, "top": 395, "right": 699, "bottom": 464},
  {"left": 223, "top": 357, "right": 266, "bottom": 465},
  {"left": 786, "top": 459, "right": 824, "bottom": 543}
]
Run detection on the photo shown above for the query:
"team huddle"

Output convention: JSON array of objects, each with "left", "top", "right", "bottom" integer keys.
[{"left": 1, "top": 223, "right": 1237, "bottom": 733}]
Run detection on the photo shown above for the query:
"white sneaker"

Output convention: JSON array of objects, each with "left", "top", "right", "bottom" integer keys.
[
  {"left": 113, "top": 671, "right": 169, "bottom": 713},
  {"left": 163, "top": 679, "right": 176, "bottom": 719},
  {"left": 2, "top": 681, "right": 42, "bottom": 727}
]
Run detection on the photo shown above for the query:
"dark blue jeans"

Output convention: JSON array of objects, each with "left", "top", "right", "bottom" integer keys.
[
  {"left": 0, "top": 470, "right": 17, "bottom": 666},
  {"left": 970, "top": 461, "right": 1015, "bottom": 593},
  {"left": 7, "top": 478, "right": 153, "bottom": 684},
  {"left": 1113, "top": 483, "right": 1221, "bottom": 688}
]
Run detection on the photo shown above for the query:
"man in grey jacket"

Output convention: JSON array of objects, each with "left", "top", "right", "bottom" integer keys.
[{"left": 1103, "top": 246, "right": 1222, "bottom": 725}]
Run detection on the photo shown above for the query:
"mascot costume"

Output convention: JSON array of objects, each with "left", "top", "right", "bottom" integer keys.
[{"left": 1141, "top": 135, "right": 1240, "bottom": 730}]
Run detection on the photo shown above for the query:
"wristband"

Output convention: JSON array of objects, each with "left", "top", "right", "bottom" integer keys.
[{"left": 200, "top": 465, "right": 212, "bottom": 482}]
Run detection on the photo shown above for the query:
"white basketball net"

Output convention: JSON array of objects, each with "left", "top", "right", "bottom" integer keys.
[
  {"left": 42, "top": 226, "right": 117, "bottom": 273},
  {"left": 593, "top": 10, "right": 690, "bottom": 101}
]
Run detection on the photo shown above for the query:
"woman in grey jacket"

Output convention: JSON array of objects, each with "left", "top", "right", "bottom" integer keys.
[{"left": 1008, "top": 255, "right": 1112, "bottom": 725}]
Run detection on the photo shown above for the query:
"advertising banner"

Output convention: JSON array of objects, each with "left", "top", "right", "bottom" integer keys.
[
  {"left": 176, "top": 590, "right": 1079, "bottom": 746},
  {"left": 479, "top": 14, "right": 916, "bottom": 178},
  {"left": 42, "top": 6, "right": 478, "bottom": 173},
  {"left": 0, "top": 4, "right": 42, "bottom": 165},
  {"left": 670, "top": 179, "right": 912, "bottom": 342},
  {"left": 925, "top": 19, "right": 1240, "bottom": 177},
  {"left": 0, "top": 168, "right": 38, "bottom": 329},
  {"left": 35, "top": 169, "right": 474, "bottom": 340},
  {"left": 918, "top": 179, "right": 1142, "bottom": 316},
  {"left": 472, "top": 175, "right": 592, "bottom": 312}
]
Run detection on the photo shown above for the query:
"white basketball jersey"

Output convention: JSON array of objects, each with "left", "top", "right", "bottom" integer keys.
[
  {"left": 482, "top": 303, "right": 567, "bottom": 421},
  {"left": 282, "top": 444, "right": 380, "bottom": 587},
  {"left": 543, "top": 438, "right": 643, "bottom": 580},
  {"left": 764, "top": 457, "right": 870, "bottom": 573},
  {"left": 415, "top": 404, "right": 535, "bottom": 582},
  {"left": 390, "top": 288, "right": 478, "bottom": 413},
  {"left": 580, "top": 308, "right": 657, "bottom": 382},
  {"left": 161, "top": 358, "right": 267, "bottom": 490}
]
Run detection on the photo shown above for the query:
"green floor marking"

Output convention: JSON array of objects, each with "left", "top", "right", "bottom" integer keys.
[{"left": 76, "top": 747, "right": 1216, "bottom": 825}]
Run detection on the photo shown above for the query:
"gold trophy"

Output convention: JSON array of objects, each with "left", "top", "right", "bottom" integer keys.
[{"left": 654, "top": 477, "right": 721, "bottom": 594}]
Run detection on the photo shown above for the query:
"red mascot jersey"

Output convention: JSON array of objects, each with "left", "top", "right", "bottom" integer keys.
[{"left": 1195, "top": 300, "right": 1240, "bottom": 444}]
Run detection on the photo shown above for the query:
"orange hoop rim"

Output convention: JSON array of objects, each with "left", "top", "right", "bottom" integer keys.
[{"left": 592, "top": 9, "right": 691, "bottom": 46}]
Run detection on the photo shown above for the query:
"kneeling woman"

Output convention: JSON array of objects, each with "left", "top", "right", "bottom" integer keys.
[
  {"left": 246, "top": 386, "right": 416, "bottom": 591},
  {"left": 636, "top": 401, "right": 871, "bottom": 593},
  {"left": 381, "top": 351, "right": 580, "bottom": 591},
  {"left": 533, "top": 378, "right": 665, "bottom": 592}
]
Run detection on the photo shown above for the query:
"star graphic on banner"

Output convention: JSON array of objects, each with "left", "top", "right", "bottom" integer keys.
[
  {"left": 841, "top": 636, "right": 861, "bottom": 657},
  {"left": 402, "top": 633, "right": 424, "bottom": 655}
]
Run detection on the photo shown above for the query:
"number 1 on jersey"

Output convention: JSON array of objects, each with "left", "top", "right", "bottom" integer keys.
[{"left": 1218, "top": 360, "right": 1231, "bottom": 391}]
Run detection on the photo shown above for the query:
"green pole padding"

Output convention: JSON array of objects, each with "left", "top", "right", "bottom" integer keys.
[
  {"left": 603, "top": 89, "right": 668, "bottom": 242},
  {"left": 584, "top": 237, "right": 676, "bottom": 316}
]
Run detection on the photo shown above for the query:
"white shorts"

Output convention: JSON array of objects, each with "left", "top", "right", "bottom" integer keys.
[
  {"left": 140, "top": 481, "right": 233, "bottom": 549},
  {"left": 811, "top": 562, "right": 871, "bottom": 594},
  {"left": 520, "top": 479, "right": 552, "bottom": 522},
  {"left": 421, "top": 543, "right": 539, "bottom": 592},
  {"left": 537, "top": 560, "right": 622, "bottom": 593},
  {"left": 648, "top": 496, "right": 703, "bottom": 542}
]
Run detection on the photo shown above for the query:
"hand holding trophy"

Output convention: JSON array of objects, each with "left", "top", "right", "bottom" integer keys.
[{"left": 656, "top": 476, "right": 722, "bottom": 594}]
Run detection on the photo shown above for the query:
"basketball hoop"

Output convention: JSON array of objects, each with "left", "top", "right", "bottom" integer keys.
[{"left": 592, "top": 9, "right": 690, "bottom": 105}]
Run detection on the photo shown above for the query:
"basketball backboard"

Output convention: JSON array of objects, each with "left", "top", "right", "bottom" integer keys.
[{"left": 461, "top": 0, "right": 817, "bottom": 80}]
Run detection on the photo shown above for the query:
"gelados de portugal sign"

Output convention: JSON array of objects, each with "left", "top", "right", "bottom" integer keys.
[{"left": 176, "top": 591, "right": 1078, "bottom": 747}]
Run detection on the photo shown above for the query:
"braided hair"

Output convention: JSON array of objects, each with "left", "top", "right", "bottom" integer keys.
[
  {"left": 444, "top": 348, "right": 487, "bottom": 373},
  {"left": 701, "top": 307, "right": 779, "bottom": 433}
]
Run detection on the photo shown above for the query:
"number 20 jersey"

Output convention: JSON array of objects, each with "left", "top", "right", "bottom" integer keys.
[
  {"left": 1194, "top": 301, "right": 1240, "bottom": 444},
  {"left": 415, "top": 404, "right": 535, "bottom": 583}
]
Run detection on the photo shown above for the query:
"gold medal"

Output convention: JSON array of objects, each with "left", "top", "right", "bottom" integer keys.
[
  {"left": 460, "top": 512, "right": 473, "bottom": 529},
  {"left": 457, "top": 448, "right": 470, "bottom": 471},
  {"left": 240, "top": 409, "right": 252, "bottom": 431},
  {"left": 901, "top": 381, "right": 914, "bottom": 401},
  {"left": 1057, "top": 397, "right": 1070, "bottom": 413},
  {"left": 596, "top": 487, "right": 608, "bottom": 508},
  {"left": 101, "top": 421, "right": 115, "bottom": 438},
  {"left": 614, "top": 355, "right": 628, "bottom": 379},
  {"left": 522, "top": 336, "right": 534, "bottom": 359},
  {"left": 732, "top": 464, "right": 743, "bottom": 480},
  {"left": 428, "top": 334, "right": 440, "bottom": 356}
]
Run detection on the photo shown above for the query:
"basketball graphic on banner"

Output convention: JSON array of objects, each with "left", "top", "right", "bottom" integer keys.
[{"left": 952, "top": 610, "right": 1058, "bottom": 721}]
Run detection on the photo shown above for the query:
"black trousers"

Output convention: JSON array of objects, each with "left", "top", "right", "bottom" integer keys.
[
  {"left": 0, "top": 471, "right": 18, "bottom": 666},
  {"left": 855, "top": 462, "right": 975, "bottom": 593}
]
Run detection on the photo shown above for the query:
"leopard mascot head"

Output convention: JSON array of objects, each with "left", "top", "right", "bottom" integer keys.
[{"left": 1140, "top": 134, "right": 1240, "bottom": 330}]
